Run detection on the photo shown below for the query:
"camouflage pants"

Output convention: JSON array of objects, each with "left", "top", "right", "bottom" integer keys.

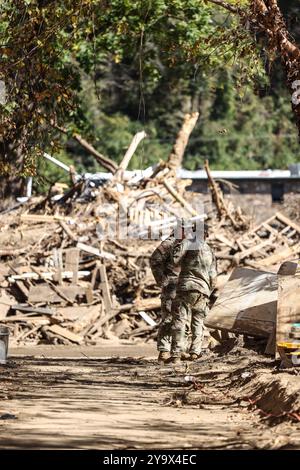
[
  {"left": 171, "top": 290, "right": 209, "bottom": 356},
  {"left": 157, "top": 284, "right": 177, "bottom": 352}
]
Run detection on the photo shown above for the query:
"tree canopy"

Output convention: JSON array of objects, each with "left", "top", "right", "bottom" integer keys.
[{"left": 0, "top": 0, "right": 300, "bottom": 191}]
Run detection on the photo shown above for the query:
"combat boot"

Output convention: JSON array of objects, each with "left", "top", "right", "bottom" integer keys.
[
  {"left": 189, "top": 353, "right": 201, "bottom": 361},
  {"left": 157, "top": 351, "right": 170, "bottom": 364},
  {"left": 181, "top": 352, "right": 191, "bottom": 361},
  {"left": 166, "top": 356, "right": 181, "bottom": 365}
]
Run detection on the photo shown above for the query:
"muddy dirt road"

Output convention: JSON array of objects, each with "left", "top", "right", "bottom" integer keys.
[{"left": 0, "top": 344, "right": 299, "bottom": 449}]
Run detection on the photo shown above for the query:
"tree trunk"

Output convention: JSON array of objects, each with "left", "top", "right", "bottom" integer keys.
[
  {"left": 0, "top": 131, "right": 28, "bottom": 209},
  {"left": 167, "top": 112, "right": 199, "bottom": 172}
]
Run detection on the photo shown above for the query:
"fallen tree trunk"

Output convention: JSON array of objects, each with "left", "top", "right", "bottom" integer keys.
[{"left": 167, "top": 112, "right": 199, "bottom": 172}]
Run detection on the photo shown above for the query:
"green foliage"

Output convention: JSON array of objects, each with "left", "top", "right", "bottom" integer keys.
[{"left": 0, "top": 0, "right": 299, "bottom": 189}]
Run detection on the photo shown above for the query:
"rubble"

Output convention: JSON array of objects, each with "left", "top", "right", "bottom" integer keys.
[{"left": 1, "top": 123, "right": 300, "bottom": 349}]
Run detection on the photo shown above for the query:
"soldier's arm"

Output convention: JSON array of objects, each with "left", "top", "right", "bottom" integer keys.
[
  {"left": 209, "top": 251, "right": 218, "bottom": 291},
  {"left": 172, "top": 239, "right": 186, "bottom": 267},
  {"left": 150, "top": 246, "right": 166, "bottom": 287}
]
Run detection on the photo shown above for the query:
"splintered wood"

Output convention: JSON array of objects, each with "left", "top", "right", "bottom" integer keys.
[
  {"left": 209, "top": 211, "right": 300, "bottom": 274},
  {"left": 1, "top": 148, "right": 300, "bottom": 348},
  {"left": 0, "top": 165, "right": 205, "bottom": 346}
]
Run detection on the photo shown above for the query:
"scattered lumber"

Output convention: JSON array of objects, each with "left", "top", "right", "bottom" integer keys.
[
  {"left": 27, "top": 284, "right": 86, "bottom": 303},
  {"left": 1, "top": 125, "right": 300, "bottom": 348},
  {"left": 45, "top": 325, "right": 83, "bottom": 344}
]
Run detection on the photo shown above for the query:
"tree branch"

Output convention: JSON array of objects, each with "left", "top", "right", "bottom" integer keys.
[
  {"left": 205, "top": 0, "right": 242, "bottom": 15},
  {"left": 50, "top": 121, "right": 118, "bottom": 174}
]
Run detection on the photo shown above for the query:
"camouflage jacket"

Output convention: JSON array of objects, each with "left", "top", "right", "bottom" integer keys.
[
  {"left": 150, "top": 235, "right": 181, "bottom": 289},
  {"left": 173, "top": 237, "right": 217, "bottom": 296}
]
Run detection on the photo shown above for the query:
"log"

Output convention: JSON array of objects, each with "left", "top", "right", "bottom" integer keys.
[
  {"left": 204, "top": 160, "right": 238, "bottom": 227},
  {"left": 167, "top": 112, "right": 199, "bottom": 171},
  {"left": 118, "top": 131, "right": 147, "bottom": 172}
]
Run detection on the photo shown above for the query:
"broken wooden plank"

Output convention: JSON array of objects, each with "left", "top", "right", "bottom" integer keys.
[
  {"left": 99, "top": 264, "right": 113, "bottom": 314},
  {"left": 11, "top": 305, "right": 55, "bottom": 315},
  {"left": 53, "top": 249, "right": 63, "bottom": 285},
  {"left": 28, "top": 284, "right": 86, "bottom": 303},
  {"left": 118, "top": 131, "right": 147, "bottom": 172},
  {"left": 15, "top": 281, "right": 29, "bottom": 299},
  {"left": 8, "top": 271, "right": 90, "bottom": 282},
  {"left": 162, "top": 179, "right": 197, "bottom": 217},
  {"left": 16, "top": 325, "right": 41, "bottom": 342},
  {"left": 20, "top": 214, "right": 73, "bottom": 223},
  {"left": 276, "top": 212, "right": 300, "bottom": 235},
  {"left": 77, "top": 242, "right": 116, "bottom": 261},
  {"left": 71, "top": 305, "right": 100, "bottom": 333},
  {"left": 133, "top": 297, "right": 161, "bottom": 311},
  {"left": 65, "top": 249, "right": 80, "bottom": 285},
  {"left": 85, "top": 286, "right": 94, "bottom": 304},
  {"left": 59, "top": 221, "right": 78, "bottom": 242},
  {"left": 1, "top": 316, "right": 50, "bottom": 325},
  {"left": 255, "top": 243, "right": 300, "bottom": 267},
  {"left": 46, "top": 324, "right": 83, "bottom": 344},
  {"left": 234, "top": 239, "right": 273, "bottom": 263},
  {"left": 47, "top": 280, "right": 74, "bottom": 304},
  {"left": 214, "top": 234, "right": 235, "bottom": 249}
]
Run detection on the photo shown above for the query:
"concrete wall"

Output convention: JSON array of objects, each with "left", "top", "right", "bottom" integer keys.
[{"left": 188, "top": 178, "right": 300, "bottom": 200}]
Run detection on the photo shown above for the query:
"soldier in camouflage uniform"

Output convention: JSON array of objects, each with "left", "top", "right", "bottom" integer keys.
[
  {"left": 150, "top": 230, "right": 188, "bottom": 364},
  {"left": 169, "top": 226, "right": 217, "bottom": 364}
]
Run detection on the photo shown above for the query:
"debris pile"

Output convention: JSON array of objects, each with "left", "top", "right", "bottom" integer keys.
[
  {"left": 210, "top": 211, "right": 300, "bottom": 273},
  {"left": 0, "top": 168, "right": 208, "bottom": 346},
  {"left": 1, "top": 113, "right": 300, "bottom": 347}
]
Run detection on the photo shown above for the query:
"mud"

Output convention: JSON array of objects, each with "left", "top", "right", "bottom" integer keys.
[{"left": 0, "top": 345, "right": 299, "bottom": 449}]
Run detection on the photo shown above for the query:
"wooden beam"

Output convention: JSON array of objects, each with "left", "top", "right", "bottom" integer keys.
[
  {"left": 65, "top": 249, "right": 80, "bottom": 285},
  {"left": 118, "top": 131, "right": 147, "bottom": 172},
  {"left": 162, "top": 179, "right": 197, "bottom": 217}
]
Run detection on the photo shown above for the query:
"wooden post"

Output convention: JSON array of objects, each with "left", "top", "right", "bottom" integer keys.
[{"left": 65, "top": 248, "right": 80, "bottom": 285}]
